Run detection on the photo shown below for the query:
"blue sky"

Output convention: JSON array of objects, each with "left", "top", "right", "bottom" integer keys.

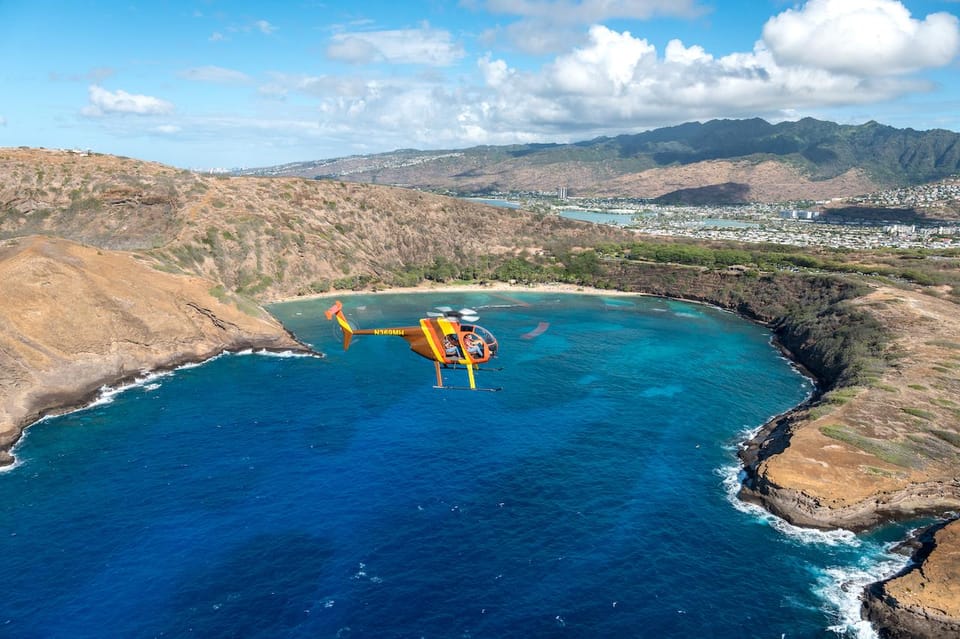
[{"left": 2, "top": 0, "right": 959, "bottom": 169}]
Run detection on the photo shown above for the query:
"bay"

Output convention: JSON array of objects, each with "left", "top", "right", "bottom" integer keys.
[{"left": 0, "top": 292, "right": 908, "bottom": 638}]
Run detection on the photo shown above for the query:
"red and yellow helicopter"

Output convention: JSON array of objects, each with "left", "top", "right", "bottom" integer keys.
[{"left": 324, "top": 301, "right": 501, "bottom": 391}]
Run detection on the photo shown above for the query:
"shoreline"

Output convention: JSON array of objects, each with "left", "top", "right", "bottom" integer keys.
[
  {"left": 269, "top": 280, "right": 960, "bottom": 637},
  {"left": 267, "top": 281, "right": 645, "bottom": 304},
  {"left": 8, "top": 277, "right": 950, "bottom": 636},
  {"left": 0, "top": 344, "right": 314, "bottom": 470}
]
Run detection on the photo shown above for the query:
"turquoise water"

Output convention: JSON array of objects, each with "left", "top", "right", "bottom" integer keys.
[
  {"left": 0, "top": 292, "right": 910, "bottom": 637},
  {"left": 556, "top": 209, "right": 636, "bottom": 226}
]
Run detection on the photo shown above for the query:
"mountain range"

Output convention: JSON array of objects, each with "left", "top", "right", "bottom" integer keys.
[{"left": 238, "top": 118, "right": 960, "bottom": 204}]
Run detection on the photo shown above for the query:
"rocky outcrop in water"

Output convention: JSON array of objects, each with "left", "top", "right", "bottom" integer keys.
[{"left": 862, "top": 519, "right": 960, "bottom": 639}]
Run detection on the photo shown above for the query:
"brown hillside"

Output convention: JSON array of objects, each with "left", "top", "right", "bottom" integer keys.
[
  {"left": 280, "top": 154, "right": 881, "bottom": 203},
  {"left": 593, "top": 160, "right": 879, "bottom": 202},
  {"left": 0, "top": 235, "right": 306, "bottom": 465},
  {"left": 0, "top": 148, "right": 632, "bottom": 300}
]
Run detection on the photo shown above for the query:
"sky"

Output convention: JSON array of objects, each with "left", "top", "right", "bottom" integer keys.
[{"left": 2, "top": 0, "right": 960, "bottom": 170}]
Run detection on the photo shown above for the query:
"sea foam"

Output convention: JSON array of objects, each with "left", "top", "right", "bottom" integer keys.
[
  {"left": 815, "top": 554, "right": 909, "bottom": 638},
  {"left": 718, "top": 463, "right": 860, "bottom": 547}
]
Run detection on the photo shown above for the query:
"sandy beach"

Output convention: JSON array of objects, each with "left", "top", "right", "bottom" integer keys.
[{"left": 268, "top": 281, "right": 652, "bottom": 305}]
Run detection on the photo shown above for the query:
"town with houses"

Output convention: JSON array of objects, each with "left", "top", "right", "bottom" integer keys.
[{"left": 491, "top": 175, "right": 960, "bottom": 250}]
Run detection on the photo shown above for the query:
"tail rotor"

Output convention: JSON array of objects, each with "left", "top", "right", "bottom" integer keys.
[{"left": 324, "top": 301, "right": 355, "bottom": 350}]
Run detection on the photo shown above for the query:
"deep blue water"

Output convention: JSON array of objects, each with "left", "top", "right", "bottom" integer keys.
[{"left": 0, "top": 292, "right": 912, "bottom": 638}]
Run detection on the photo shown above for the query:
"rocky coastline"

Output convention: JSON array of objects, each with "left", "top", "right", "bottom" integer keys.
[
  {"left": 3, "top": 234, "right": 959, "bottom": 636},
  {"left": 0, "top": 236, "right": 313, "bottom": 467},
  {"left": 861, "top": 519, "right": 960, "bottom": 639},
  {"left": 734, "top": 285, "right": 960, "bottom": 637}
]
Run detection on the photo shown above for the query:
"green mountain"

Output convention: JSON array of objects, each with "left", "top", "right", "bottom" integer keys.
[{"left": 239, "top": 118, "right": 960, "bottom": 203}]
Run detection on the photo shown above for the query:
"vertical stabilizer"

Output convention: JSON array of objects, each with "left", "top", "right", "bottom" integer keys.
[{"left": 324, "top": 301, "right": 354, "bottom": 350}]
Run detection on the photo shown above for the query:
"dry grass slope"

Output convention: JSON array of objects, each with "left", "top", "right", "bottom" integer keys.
[{"left": 1, "top": 148, "right": 632, "bottom": 300}]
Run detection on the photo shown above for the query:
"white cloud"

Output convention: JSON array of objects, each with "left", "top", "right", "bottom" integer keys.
[
  {"left": 546, "top": 25, "right": 656, "bottom": 95},
  {"left": 153, "top": 124, "right": 181, "bottom": 134},
  {"left": 179, "top": 66, "right": 251, "bottom": 84},
  {"left": 478, "top": 54, "right": 513, "bottom": 87},
  {"left": 81, "top": 85, "right": 174, "bottom": 117},
  {"left": 326, "top": 25, "right": 465, "bottom": 65},
  {"left": 209, "top": 31, "right": 226, "bottom": 42},
  {"left": 763, "top": 0, "right": 960, "bottom": 75},
  {"left": 0, "top": 115, "right": 6, "bottom": 126},
  {"left": 174, "top": 10, "right": 959, "bottom": 164},
  {"left": 254, "top": 20, "right": 277, "bottom": 35},
  {"left": 467, "top": 25, "right": 931, "bottom": 136}
]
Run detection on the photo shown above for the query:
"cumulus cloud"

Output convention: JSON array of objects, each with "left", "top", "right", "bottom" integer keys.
[
  {"left": 478, "top": 54, "right": 513, "bottom": 87},
  {"left": 179, "top": 66, "right": 251, "bottom": 84},
  {"left": 0, "top": 115, "right": 6, "bottom": 126},
  {"left": 201, "top": 5, "right": 959, "bottom": 162},
  {"left": 81, "top": 85, "right": 174, "bottom": 117},
  {"left": 546, "top": 26, "right": 656, "bottom": 95},
  {"left": 463, "top": 24, "right": 931, "bottom": 136},
  {"left": 763, "top": 0, "right": 960, "bottom": 75},
  {"left": 326, "top": 25, "right": 465, "bottom": 65}
]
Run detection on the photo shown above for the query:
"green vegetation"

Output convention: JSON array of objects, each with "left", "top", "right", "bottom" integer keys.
[
  {"left": 208, "top": 285, "right": 229, "bottom": 303},
  {"left": 819, "top": 424, "right": 923, "bottom": 468},
  {"left": 611, "top": 240, "right": 952, "bottom": 287},
  {"left": 928, "top": 429, "right": 960, "bottom": 447},
  {"left": 902, "top": 407, "right": 935, "bottom": 421}
]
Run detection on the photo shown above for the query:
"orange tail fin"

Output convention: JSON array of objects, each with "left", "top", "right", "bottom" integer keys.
[{"left": 324, "top": 301, "right": 354, "bottom": 350}]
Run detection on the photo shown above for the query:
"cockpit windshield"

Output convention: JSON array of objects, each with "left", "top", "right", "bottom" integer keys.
[{"left": 464, "top": 325, "right": 498, "bottom": 356}]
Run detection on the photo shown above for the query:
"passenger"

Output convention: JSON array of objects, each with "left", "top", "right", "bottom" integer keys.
[{"left": 445, "top": 334, "right": 461, "bottom": 358}]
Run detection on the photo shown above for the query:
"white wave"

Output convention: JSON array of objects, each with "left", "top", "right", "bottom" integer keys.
[
  {"left": 815, "top": 555, "right": 909, "bottom": 638},
  {"left": 229, "top": 348, "right": 321, "bottom": 359},
  {"left": 0, "top": 457, "right": 23, "bottom": 474},
  {"left": 717, "top": 464, "right": 861, "bottom": 548},
  {"left": 255, "top": 349, "right": 322, "bottom": 359},
  {"left": 89, "top": 368, "right": 176, "bottom": 407},
  {"left": 2, "top": 348, "right": 321, "bottom": 472}
]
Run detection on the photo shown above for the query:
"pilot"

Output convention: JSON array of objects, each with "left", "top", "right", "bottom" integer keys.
[{"left": 465, "top": 334, "right": 484, "bottom": 357}]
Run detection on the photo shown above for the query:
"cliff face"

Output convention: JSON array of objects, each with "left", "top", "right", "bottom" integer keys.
[
  {"left": 601, "top": 259, "right": 960, "bottom": 635},
  {"left": 0, "top": 236, "right": 308, "bottom": 465},
  {"left": 738, "top": 286, "right": 960, "bottom": 531},
  {"left": 862, "top": 519, "right": 960, "bottom": 639},
  {"left": 607, "top": 260, "right": 960, "bottom": 532}
]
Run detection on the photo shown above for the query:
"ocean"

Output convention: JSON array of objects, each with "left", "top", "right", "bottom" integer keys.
[{"left": 0, "top": 292, "right": 915, "bottom": 638}]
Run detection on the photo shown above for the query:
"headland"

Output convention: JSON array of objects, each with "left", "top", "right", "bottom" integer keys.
[{"left": 0, "top": 235, "right": 311, "bottom": 467}]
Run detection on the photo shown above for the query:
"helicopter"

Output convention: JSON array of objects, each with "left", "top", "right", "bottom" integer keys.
[{"left": 324, "top": 301, "right": 501, "bottom": 391}]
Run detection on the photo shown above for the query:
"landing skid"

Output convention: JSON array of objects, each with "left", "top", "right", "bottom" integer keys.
[
  {"left": 433, "top": 361, "right": 502, "bottom": 391},
  {"left": 434, "top": 385, "right": 502, "bottom": 392}
]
